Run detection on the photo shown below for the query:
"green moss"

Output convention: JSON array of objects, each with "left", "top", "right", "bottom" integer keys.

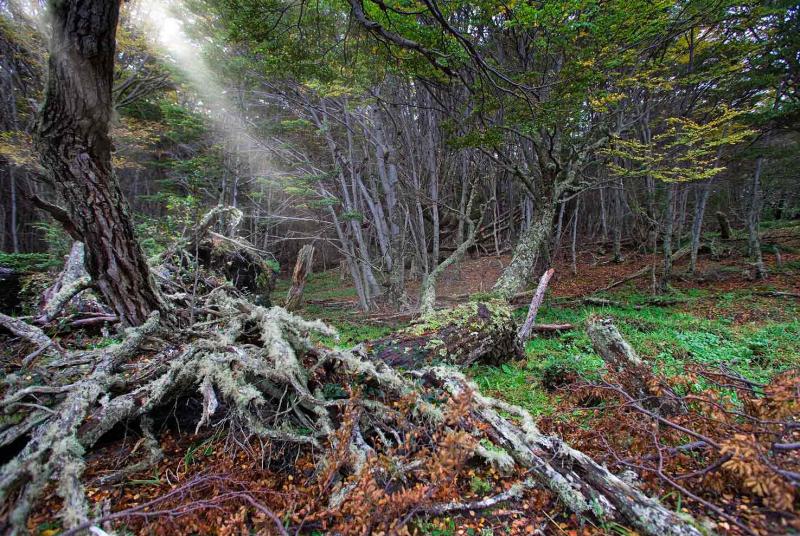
[{"left": 405, "top": 301, "right": 513, "bottom": 337}]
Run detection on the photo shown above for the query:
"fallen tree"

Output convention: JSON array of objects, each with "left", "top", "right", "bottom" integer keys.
[{"left": 370, "top": 301, "right": 523, "bottom": 368}]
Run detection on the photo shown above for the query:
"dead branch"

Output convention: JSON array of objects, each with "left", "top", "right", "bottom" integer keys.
[{"left": 517, "top": 268, "right": 555, "bottom": 344}]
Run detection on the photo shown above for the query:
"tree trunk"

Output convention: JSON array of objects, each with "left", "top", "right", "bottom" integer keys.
[
  {"left": 689, "top": 179, "right": 713, "bottom": 274},
  {"left": 716, "top": 211, "right": 731, "bottom": 240},
  {"left": 493, "top": 203, "right": 555, "bottom": 299},
  {"left": 747, "top": 156, "right": 767, "bottom": 279},
  {"left": 612, "top": 178, "right": 624, "bottom": 262},
  {"left": 285, "top": 244, "right": 314, "bottom": 311},
  {"left": 372, "top": 302, "right": 523, "bottom": 368},
  {"left": 517, "top": 268, "right": 554, "bottom": 343},
  {"left": 571, "top": 197, "right": 580, "bottom": 275},
  {"left": 36, "top": 0, "right": 170, "bottom": 327},
  {"left": 660, "top": 183, "right": 675, "bottom": 292}
]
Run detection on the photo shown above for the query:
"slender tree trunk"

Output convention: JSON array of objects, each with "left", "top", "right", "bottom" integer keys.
[
  {"left": 554, "top": 199, "right": 566, "bottom": 260},
  {"left": 612, "top": 178, "right": 623, "bottom": 262},
  {"left": 420, "top": 185, "right": 481, "bottom": 315},
  {"left": 571, "top": 197, "right": 580, "bottom": 275},
  {"left": 660, "top": 183, "right": 675, "bottom": 292},
  {"left": 9, "top": 167, "right": 19, "bottom": 253},
  {"left": 36, "top": 0, "right": 169, "bottom": 326},
  {"left": 748, "top": 156, "right": 767, "bottom": 279},
  {"left": 329, "top": 207, "right": 369, "bottom": 311},
  {"left": 689, "top": 179, "right": 713, "bottom": 274}
]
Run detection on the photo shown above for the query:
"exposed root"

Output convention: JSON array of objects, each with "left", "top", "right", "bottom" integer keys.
[
  {"left": 0, "top": 217, "right": 705, "bottom": 534},
  {"left": 0, "top": 311, "right": 62, "bottom": 363}
]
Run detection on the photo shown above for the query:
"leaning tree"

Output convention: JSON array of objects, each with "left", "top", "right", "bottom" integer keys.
[{"left": 34, "top": 0, "right": 170, "bottom": 326}]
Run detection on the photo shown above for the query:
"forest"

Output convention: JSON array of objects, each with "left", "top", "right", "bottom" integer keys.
[{"left": 0, "top": 0, "right": 798, "bottom": 534}]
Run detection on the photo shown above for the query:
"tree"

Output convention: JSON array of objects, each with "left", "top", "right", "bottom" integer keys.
[{"left": 36, "top": 0, "right": 170, "bottom": 326}]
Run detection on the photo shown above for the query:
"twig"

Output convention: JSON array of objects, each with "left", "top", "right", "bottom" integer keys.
[{"left": 422, "top": 479, "right": 534, "bottom": 515}]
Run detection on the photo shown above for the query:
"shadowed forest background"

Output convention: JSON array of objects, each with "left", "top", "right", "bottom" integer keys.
[{"left": 0, "top": 0, "right": 798, "bottom": 534}]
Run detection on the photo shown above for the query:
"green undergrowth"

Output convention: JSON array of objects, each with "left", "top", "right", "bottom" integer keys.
[
  {"left": 467, "top": 288, "right": 799, "bottom": 416},
  {"left": 0, "top": 252, "right": 61, "bottom": 272},
  {"left": 314, "top": 320, "right": 395, "bottom": 348},
  {"left": 307, "top": 283, "right": 797, "bottom": 417},
  {"left": 274, "top": 269, "right": 357, "bottom": 303}
]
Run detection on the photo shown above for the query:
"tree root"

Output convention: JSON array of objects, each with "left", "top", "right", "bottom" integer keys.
[{"left": 0, "top": 290, "right": 704, "bottom": 535}]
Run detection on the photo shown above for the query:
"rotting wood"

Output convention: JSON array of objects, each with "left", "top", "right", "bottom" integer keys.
[
  {"left": 517, "top": 268, "right": 555, "bottom": 343},
  {"left": 285, "top": 244, "right": 314, "bottom": 311},
  {"left": 371, "top": 301, "right": 523, "bottom": 368}
]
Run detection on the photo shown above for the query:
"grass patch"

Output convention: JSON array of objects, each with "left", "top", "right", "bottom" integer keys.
[
  {"left": 469, "top": 288, "right": 799, "bottom": 416},
  {"left": 274, "top": 269, "right": 357, "bottom": 303}
]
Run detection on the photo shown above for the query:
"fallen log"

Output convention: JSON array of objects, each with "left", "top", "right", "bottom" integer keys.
[
  {"left": 0, "top": 220, "right": 702, "bottom": 535},
  {"left": 370, "top": 301, "right": 523, "bottom": 368},
  {"left": 588, "top": 317, "right": 682, "bottom": 415},
  {"left": 0, "top": 294, "right": 703, "bottom": 536}
]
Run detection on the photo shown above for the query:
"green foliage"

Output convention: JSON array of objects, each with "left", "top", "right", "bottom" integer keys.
[
  {"left": 118, "top": 98, "right": 164, "bottom": 121},
  {"left": 470, "top": 361, "right": 555, "bottom": 416},
  {"left": 469, "top": 475, "right": 493, "bottom": 496},
  {"left": 605, "top": 107, "right": 755, "bottom": 184},
  {"left": 159, "top": 101, "right": 207, "bottom": 144},
  {"left": 0, "top": 252, "right": 60, "bottom": 272},
  {"left": 31, "top": 221, "right": 72, "bottom": 260},
  {"left": 275, "top": 269, "right": 358, "bottom": 303}
]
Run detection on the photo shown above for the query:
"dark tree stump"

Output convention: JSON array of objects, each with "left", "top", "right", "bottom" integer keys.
[
  {"left": 716, "top": 211, "right": 732, "bottom": 240},
  {"left": 0, "top": 267, "right": 21, "bottom": 314}
]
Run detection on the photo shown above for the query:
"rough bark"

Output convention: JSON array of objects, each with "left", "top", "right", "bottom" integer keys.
[
  {"left": 747, "top": 156, "right": 768, "bottom": 279},
  {"left": 285, "top": 244, "right": 314, "bottom": 311},
  {"left": 493, "top": 204, "right": 555, "bottom": 300},
  {"left": 371, "top": 302, "right": 523, "bottom": 368},
  {"left": 36, "top": 0, "right": 170, "bottom": 327}
]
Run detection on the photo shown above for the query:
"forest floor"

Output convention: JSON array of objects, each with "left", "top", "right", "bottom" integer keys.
[
  {"left": 262, "top": 226, "right": 799, "bottom": 535},
  {"left": 12, "top": 223, "right": 800, "bottom": 535}
]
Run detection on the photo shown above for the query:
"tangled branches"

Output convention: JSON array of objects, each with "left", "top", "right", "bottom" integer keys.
[
  {"left": 0, "top": 207, "right": 705, "bottom": 535},
  {"left": 0, "top": 288, "right": 708, "bottom": 535}
]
